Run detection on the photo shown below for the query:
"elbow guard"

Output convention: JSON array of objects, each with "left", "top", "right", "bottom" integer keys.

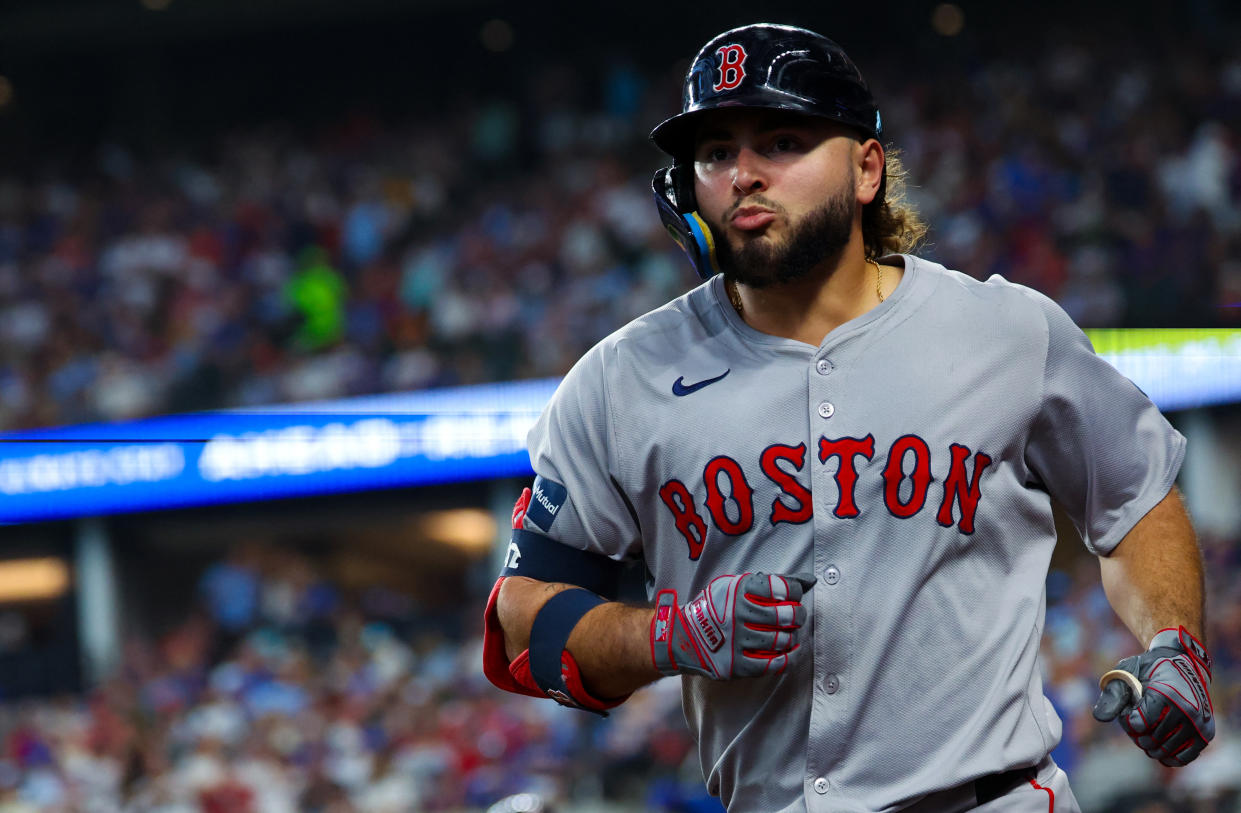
[{"left": 482, "top": 525, "right": 630, "bottom": 715}]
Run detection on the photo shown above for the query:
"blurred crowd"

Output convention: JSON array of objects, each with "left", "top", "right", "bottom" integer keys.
[
  {"left": 0, "top": 535, "right": 1235, "bottom": 813},
  {"left": 0, "top": 27, "right": 1239, "bottom": 430},
  {"left": 0, "top": 545, "right": 703, "bottom": 813}
]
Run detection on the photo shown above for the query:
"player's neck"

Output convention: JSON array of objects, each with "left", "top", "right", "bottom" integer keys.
[{"left": 729, "top": 245, "right": 900, "bottom": 346}]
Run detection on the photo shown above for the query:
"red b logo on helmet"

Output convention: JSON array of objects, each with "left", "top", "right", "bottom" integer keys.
[{"left": 713, "top": 44, "right": 747, "bottom": 91}]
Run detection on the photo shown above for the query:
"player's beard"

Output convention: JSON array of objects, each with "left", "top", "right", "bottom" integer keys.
[{"left": 714, "top": 185, "right": 855, "bottom": 290}]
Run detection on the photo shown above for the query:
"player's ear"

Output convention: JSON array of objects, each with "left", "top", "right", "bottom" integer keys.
[{"left": 855, "top": 138, "right": 885, "bottom": 206}]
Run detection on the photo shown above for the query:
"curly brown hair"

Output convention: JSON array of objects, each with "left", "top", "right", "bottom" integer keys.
[{"left": 862, "top": 148, "right": 927, "bottom": 260}]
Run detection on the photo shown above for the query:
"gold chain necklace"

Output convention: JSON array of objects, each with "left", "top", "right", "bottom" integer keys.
[
  {"left": 868, "top": 258, "right": 885, "bottom": 303},
  {"left": 726, "top": 260, "right": 884, "bottom": 318},
  {"left": 727, "top": 278, "right": 744, "bottom": 316}
]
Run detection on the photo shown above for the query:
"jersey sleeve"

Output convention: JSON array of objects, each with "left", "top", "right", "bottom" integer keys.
[
  {"left": 521, "top": 344, "right": 643, "bottom": 562},
  {"left": 1022, "top": 292, "right": 1186, "bottom": 556}
]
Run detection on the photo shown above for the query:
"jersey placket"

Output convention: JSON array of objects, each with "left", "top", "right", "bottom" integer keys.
[{"left": 804, "top": 345, "right": 854, "bottom": 804}]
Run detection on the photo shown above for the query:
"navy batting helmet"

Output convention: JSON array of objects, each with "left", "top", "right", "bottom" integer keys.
[{"left": 650, "top": 23, "right": 882, "bottom": 280}]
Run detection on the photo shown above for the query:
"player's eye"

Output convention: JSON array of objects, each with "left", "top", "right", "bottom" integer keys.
[
  {"left": 700, "top": 145, "right": 732, "bottom": 163},
  {"left": 768, "top": 135, "right": 800, "bottom": 154}
]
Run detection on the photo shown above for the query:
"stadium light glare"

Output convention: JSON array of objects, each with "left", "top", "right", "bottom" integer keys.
[
  {"left": 418, "top": 508, "right": 496, "bottom": 555},
  {"left": 0, "top": 557, "right": 71, "bottom": 602},
  {"left": 932, "top": 4, "right": 965, "bottom": 37}
]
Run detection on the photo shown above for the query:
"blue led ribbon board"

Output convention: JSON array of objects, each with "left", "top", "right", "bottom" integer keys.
[{"left": 0, "top": 378, "right": 559, "bottom": 523}]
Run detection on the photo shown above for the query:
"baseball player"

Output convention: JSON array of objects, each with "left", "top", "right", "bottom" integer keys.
[{"left": 482, "top": 23, "right": 1214, "bottom": 812}]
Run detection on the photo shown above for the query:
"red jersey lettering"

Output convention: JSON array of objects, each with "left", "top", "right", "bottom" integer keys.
[
  {"left": 818, "top": 435, "right": 875, "bottom": 518},
  {"left": 760, "top": 443, "right": 813, "bottom": 525},
  {"left": 659, "top": 479, "right": 709, "bottom": 559},
  {"left": 703, "top": 456, "right": 755, "bottom": 535},
  {"left": 882, "top": 435, "right": 932, "bottom": 518},
  {"left": 937, "top": 443, "right": 992, "bottom": 534}
]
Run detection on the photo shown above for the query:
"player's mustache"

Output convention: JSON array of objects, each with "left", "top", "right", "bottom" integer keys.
[{"left": 725, "top": 196, "right": 787, "bottom": 219}]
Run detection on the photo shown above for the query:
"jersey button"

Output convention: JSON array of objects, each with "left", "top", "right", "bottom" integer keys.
[
  {"left": 817, "top": 401, "right": 835, "bottom": 419},
  {"left": 824, "top": 566, "right": 840, "bottom": 585},
  {"left": 816, "top": 358, "right": 833, "bottom": 375},
  {"left": 825, "top": 674, "right": 840, "bottom": 694},
  {"left": 813, "top": 777, "right": 829, "bottom": 794}
]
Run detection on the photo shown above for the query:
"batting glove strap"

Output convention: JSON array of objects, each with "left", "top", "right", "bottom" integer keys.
[
  {"left": 651, "top": 589, "right": 719, "bottom": 678},
  {"left": 1155, "top": 626, "right": 1213, "bottom": 681},
  {"left": 1108, "top": 626, "right": 1215, "bottom": 766}
]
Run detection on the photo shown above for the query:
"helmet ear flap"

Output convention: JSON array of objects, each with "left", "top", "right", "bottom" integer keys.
[
  {"left": 651, "top": 164, "right": 720, "bottom": 281},
  {"left": 667, "top": 163, "right": 697, "bottom": 213}
]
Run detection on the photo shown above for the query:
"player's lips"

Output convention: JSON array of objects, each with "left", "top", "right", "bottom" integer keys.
[{"left": 730, "top": 207, "right": 777, "bottom": 231}]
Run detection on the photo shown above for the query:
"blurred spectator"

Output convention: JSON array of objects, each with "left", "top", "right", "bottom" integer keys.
[
  {"left": 197, "top": 547, "right": 261, "bottom": 650},
  {"left": 287, "top": 247, "right": 348, "bottom": 353}
]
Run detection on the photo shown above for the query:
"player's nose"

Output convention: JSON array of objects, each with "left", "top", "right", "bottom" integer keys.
[{"left": 732, "top": 147, "right": 769, "bottom": 195}]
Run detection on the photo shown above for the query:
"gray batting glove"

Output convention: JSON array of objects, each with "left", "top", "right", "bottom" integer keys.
[
  {"left": 1092, "top": 626, "right": 1214, "bottom": 766},
  {"left": 650, "top": 572, "right": 815, "bottom": 679}
]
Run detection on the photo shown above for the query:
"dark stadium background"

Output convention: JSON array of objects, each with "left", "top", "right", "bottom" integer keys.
[
  {"left": 4, "top": 0, "right": 1236, "bottom": 154},
  {"left": 0, "top": 2, "right": 1238, "bottom": 812}
]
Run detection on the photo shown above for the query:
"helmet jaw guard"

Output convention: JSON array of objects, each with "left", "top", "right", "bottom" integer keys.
[{"left": 650, "top": 23, "right": 882, "bottom": 279}]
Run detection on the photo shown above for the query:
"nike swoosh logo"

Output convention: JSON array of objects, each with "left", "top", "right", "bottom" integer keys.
[{"left": 672, "top": 369, "right": 730, "bottom": 396}]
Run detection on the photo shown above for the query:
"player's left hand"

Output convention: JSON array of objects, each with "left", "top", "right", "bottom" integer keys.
[{"left": 1091, "top": 626, "right": 1214, "bottom": 766}]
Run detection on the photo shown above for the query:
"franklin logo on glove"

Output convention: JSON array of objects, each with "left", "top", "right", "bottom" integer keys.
[{"left": 688, "top": 595, "right": 724, "bottom": 651}]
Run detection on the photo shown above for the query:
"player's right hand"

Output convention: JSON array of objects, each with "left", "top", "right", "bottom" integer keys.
[{"left": 650, "top": 572, "right": 815, "bottom": 680}]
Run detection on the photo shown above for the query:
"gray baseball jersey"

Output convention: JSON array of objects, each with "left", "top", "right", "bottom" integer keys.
[{"left": 518, "top": 254, "right": 1184, "bottom": 812}]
